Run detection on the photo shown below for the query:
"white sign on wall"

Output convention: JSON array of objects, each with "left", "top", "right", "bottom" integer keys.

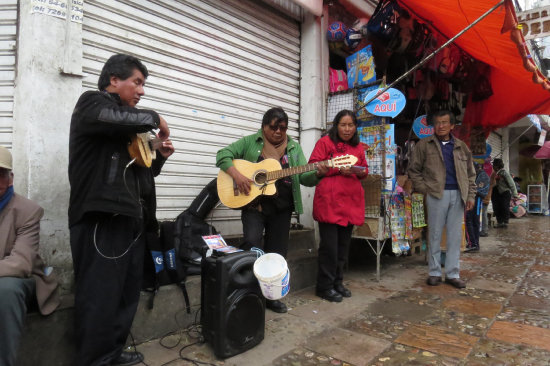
[
  {"left": 31, "top": 0, "right": 83, "bottom": 23},
  {"left": 517, "top": 5, "right": 550, "bottom": 40}
]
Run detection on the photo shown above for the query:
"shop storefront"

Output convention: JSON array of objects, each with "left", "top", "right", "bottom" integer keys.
[
  {"left": 323, "top": 0, "right": 550, "bottom": 269},
  {"left": 0, "top": 0, "right": 17, "bottom": 147}
]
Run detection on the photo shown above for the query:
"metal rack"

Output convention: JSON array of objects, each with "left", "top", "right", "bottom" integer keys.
[{"left": 527, "top": 184, "right": 548, "bottom": 213}]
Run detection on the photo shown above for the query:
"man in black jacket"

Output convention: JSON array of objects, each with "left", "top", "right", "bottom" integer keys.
[{"left": 68, "top": 54, "right": 174, "bottom": 366}]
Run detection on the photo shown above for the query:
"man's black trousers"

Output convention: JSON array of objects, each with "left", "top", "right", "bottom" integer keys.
[
  {"left": 70, "top": 213, "right": 145, "bottom": 366},
  {"left": 491, "top": 189, "right": 511, "bottom": 225}
]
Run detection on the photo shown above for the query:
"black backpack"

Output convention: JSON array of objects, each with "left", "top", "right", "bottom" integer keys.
[{"left": 142, "top": 179, "right": 220, "bottom": 312}]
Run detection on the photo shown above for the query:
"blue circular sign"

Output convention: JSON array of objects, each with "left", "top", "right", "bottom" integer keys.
[
  {"left": 473, "top": 142, "right": 492, "bottom": 160},
  {"left": 364, "top": 88, "right": 406, "bottom": 118},
  {"left": 412, "top": 115, "right": 434, "bottom": 138}
]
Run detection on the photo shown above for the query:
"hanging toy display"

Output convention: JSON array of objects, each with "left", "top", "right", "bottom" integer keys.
[
  {"left": 326, "top": 21, "right": 348, "bottom": 42},
  {"left": 344, "top": 27, "right": 363, "bottom": 50}
]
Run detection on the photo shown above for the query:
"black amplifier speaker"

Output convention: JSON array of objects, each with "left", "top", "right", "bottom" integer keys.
[{"left": 201, "top": 251, "right": 265, "bottom": 358}]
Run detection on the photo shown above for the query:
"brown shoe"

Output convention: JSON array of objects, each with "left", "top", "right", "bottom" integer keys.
[
  {"left": 426, "top": 276, "right": 442, "bottom": 286},
  {"left": 445, "top": 278, "right": 466, "bottom": 288}
]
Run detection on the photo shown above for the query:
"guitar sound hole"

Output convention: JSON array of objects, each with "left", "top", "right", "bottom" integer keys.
[{"left": 254, "top": 171, "right": 267, "bottom": 186}]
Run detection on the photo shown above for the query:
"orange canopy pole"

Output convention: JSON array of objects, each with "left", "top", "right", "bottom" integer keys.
[{"left": 359, "top": 0, "right": 506, "bottom": 112}]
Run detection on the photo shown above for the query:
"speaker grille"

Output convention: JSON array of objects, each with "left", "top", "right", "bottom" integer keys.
[{"left": 226, "top": 291, "right": 264, "bottom": 347}]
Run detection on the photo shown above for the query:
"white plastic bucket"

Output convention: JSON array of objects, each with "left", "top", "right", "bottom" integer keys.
[{"left": 253, "top": 253, "right": 290, "bottom": 300}]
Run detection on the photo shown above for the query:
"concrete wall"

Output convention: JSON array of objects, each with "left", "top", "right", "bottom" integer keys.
[
  {"left": 299, "top": 10, "right": 326, "bottom": 231},
  {"left": 13, "top": 2, "right": 83, "bottom": 292}
]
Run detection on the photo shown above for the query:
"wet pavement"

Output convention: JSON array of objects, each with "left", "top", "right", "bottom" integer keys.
[{"left": 136, "top": 215, "right": 550, "bottom": 365}]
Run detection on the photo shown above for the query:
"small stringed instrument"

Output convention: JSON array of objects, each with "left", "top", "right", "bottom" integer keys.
[
  {"left": 128, "top": 132, "right": 162, "bottom": 167},
  {"left": 217, "top": 154, "right": 359, "bottom": 209}
]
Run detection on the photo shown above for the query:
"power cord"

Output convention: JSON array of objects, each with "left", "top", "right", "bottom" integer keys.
[
  {"left": 93, "top": 215, "right": 142, "bottom": 260},
  {"left": 156, "top": 307, "right": 217, "bottom": 366}
]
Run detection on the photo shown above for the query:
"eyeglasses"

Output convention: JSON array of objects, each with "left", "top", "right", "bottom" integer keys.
[
  {"left": 433, "top": 121, "right": 451, "bottom": 127},
  {"left": 268, "top": 124, "right": 288, "bottom": 132}
]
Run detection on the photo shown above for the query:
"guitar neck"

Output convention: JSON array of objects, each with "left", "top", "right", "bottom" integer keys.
[{"left": 267, "top": 160, "right": 331, "bottom": 181}]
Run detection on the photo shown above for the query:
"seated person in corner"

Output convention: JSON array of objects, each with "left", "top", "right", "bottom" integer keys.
[{"left": 0, "top": 146, "right": 60, "bottom": 366}]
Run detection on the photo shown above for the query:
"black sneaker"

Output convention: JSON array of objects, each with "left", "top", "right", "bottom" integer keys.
[{"left": 266, "top": 299, "right": 287, "bottom": 313}]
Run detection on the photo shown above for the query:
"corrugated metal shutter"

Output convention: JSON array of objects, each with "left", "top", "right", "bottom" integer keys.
[
  {"left": 0, "top": 0, "right": 17, "bottom": 148},
  {"left": 488, "top": 131, "right": 502, "bottom": 160},
  {"left": 82, "top": 0, "right": 301, "bottom": 235}
]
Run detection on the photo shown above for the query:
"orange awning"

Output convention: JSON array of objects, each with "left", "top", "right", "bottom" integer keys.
[{"left": 397, "top": 0, "right": 550, "bottom": 129}]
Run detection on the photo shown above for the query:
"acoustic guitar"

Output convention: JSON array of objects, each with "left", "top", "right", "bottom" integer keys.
[
  {"left": 217, "top": 154, "right": 358, "bottom": 209},
  {"left": 127, "top": 132, "right": 162, "bottom": 168}
]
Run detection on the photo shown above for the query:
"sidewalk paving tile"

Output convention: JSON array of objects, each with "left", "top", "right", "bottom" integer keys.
[
  {"left": 465, "top": 277, "right": 517, "bottom": 295},
  {"left": 368, "top": 343, "right": 461, "bottom": 366},
  {"left": 342, "top": 312, "right": 411, "bottom": 341},
  {"left": 386, "top": 289, "right": 445, "bottom": 307},
  {"left": 487, "top": 321, "right": 550, "bottom": 351},
  {"left": 478, "top": 265, "right": 526, "bottom": 284},
  {"left": 466, "top": 338, "right": 550, "bottom": 366},
  {"left": 497, "top": 306, "right": 550, "bottom": 329},
  {"left": 272, "top": 348, "right": 351, "bottom": 366},
  {"left": 533, "top": 263, "right": 550, "bottom": 271},
  {"left": 508, "top": 293, "right": 550, "bottom": 312},
  {"left": 305, "top": 327, "right": 392, "bottom": 366},
  {"left": 365, "top": 299, "right": 434, "bottom": 323},
  {"left": 394, "top": 324, "right": 478, "bottom": 359},
  {"left": 420, "top": 309, "right": 492, "bottom": 337},
  {"left": 441, "top": 297, "right": 502, "bottom": 318}
]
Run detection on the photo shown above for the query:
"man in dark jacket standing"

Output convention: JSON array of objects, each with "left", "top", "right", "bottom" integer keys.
[
  {"left": 68, "top": 54, "right": 174, "bottom": 366},
  {"left": 408, "top": 110, "right": 476, "bottom": 289}
]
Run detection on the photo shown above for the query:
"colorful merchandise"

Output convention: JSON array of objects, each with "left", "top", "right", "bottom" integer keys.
[
  {"left": 346, "top": 45, "right": 376, "bottom": 89},
  {"left": 344, "top": 28, "right": 363, "bottom": 49},
  {"left": 358, "top": 124, "right": 396, "bottom": 191},
  {"left": 412, "top": 193, "right": 426, "bottom": 227},
  {"left": 389, "top": 193, "right": 410, "bottom": 254},
  {"left": 327, "top": 21, "right": 348, "bottom": 42},
  {"left": 329, "top": 68, "right": 348, "bottom": 93}
]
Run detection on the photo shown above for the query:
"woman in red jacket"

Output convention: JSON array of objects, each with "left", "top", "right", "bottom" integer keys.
[{"left": 309, "top": 110, "right": 368, "bottom": 302}]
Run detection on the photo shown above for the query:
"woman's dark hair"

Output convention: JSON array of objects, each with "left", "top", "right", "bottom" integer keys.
[
  {"left": 262, "top": 107, "right": 288, "bottom": 127},
  {"left": 493, "top": 158, "right": 504, "bottom": 169},
  {"left": 328, "top": 109, "right": 359, "bottom": 146},
  {"left": 97, "top": 54, "right": 149, "bottom": 90},
  {"left": 427, "top": 110, "right": 456, "bottom": 126}
]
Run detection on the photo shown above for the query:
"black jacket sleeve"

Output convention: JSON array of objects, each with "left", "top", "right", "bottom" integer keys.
[
  {"left": 151, "top": 154, "right": 167, "bottom": 177},
  {"left": 74, "top": 91, "right": 160, "bottom": 138}
]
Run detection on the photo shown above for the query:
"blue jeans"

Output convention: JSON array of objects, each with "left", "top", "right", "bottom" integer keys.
[{"left": 426, "top": 190, "right": 464, "bottom": 279}]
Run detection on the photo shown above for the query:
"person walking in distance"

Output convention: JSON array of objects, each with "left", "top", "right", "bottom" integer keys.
[{"left": 490, "top": 158, "right": 518, "bottom": 228}]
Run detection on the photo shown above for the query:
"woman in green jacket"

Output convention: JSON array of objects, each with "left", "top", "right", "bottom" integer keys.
[{"left": 216, "top": 107, "right": 326, "bottom": 313}]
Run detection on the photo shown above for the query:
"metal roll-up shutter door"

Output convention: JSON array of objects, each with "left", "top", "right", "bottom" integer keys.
[
  {"left": 82, "top": 0, "right": 301, "bottom": 235},
  {"left": 488, "top": 132, "right": 502, "bottom": 160},
  {"left": 0, "top": 0, "right": 17, "bottom": 148}
]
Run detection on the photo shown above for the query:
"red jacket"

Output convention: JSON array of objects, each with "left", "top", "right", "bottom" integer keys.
[{"left": 308, "top": 135, "right": 368, "bottom": 226}]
